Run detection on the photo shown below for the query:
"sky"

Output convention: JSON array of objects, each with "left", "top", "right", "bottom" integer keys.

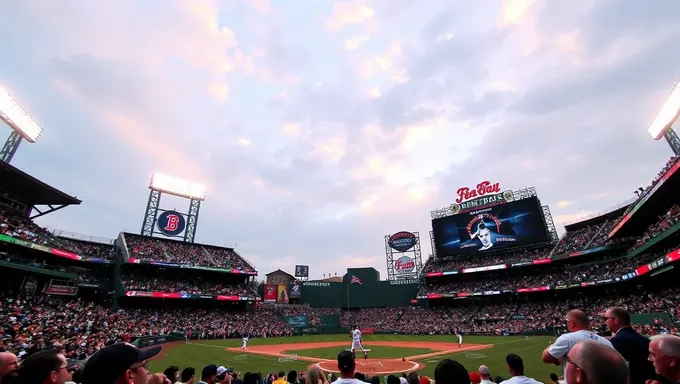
[{"left": 1, "top": 0, "right": 679, "bottom": 281}]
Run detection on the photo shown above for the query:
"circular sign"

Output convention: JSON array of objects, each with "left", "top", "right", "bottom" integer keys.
[
  {"left": 388, "top": 231, "right": 417, "bottom": 252},
  {"left": 157, "top": 210, "right": 186, "bottom": 236},
  {"left": 394, "top": 256, "right": 416, "bottom": 274}
]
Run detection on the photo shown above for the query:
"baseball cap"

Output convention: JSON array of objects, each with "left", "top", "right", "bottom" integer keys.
[
  {"left": 469, "top": 371, "right": 481, "bottom": 384},
  {"left": 203, "top": 365, "right": 218, "bottom": 379},
  {"left": 217, "top": 366, "right": 228, "bottom": 377},
  {"left": 81, "top": 342, "right": 161, "bottom": 384},
  {"left": 478, "top": 365, "right": 490, "bottom": 376},
  {"left": 337, "top": 350, "right": 355, "bottom": 372}
]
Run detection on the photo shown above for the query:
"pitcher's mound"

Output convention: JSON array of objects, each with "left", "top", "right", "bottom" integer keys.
[{"left": 314, "top": 359, "right": 423, "bottom": 375}]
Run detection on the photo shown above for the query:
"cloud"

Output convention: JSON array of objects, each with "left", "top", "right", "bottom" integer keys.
[
  {"left": 1, "top": 0, "right": 679, "bottom": 280},
  {"left": 326, "top": 1, "right": 375, "bottom": 32}
]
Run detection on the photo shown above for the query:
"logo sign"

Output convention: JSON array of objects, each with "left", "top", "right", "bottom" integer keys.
[
  {"left": 451, "top": 190, "right": 513, "bottom": 215},
  {"left": 294, "top": 265, "right": 309, "bottom": 278},
  {"left": 455, "top": 181, "right": 501, "bottom": 204},
  {"left": 157, "top": 210, "right": 186, "bottom": 236},
  {"left": 388, "top": 231, "right": 417, "bottom": 252},
  {"left": 394, "top": 256, "right": 416, "bottom": 274}
]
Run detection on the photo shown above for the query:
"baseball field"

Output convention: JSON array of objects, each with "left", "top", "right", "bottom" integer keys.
[{"left": 150, "top": 335, "right": 558, "bottom": 381}]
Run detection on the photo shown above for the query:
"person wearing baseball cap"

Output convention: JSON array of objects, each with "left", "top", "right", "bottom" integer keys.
[
  {"left": 334, "top": 351, "right": 365, "bottom": 384},
  {"left": 81, "top": 342, "right": 164, "bottom": 384},
  {"left": 479, "top": 365, "right": 494, "bottom": 384}
]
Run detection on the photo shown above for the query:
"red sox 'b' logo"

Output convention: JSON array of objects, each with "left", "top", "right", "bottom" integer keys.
[{"left": 164, "top": 215, "right": 180, "bottom": 231}]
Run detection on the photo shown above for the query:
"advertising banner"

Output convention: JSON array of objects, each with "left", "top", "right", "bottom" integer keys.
[
  {"left": 127, "top": 258, "right": 256, "bottom": 275},
  {"left": 0, "top": 234, "right": 111, "bottom": 264},
  {"left": 284, "top": 316, "right": 308, "bottom": 328},
  {"left": 289, "top": 282, "right": 301, "bottom": 298},
  {"left": 450, "top": 181, "right": 514, "bottom": 214},
  {"left": 387, "top": 232, "right": 418, "bottom": 252},
  {"left": 294, "top": 265, "right": 309, "bottom": 278},
  {"left": 277, "top": 284, "right": 289, "bottom": 303},
  {"left": 263, "top": 284, "right": 277, "bottom": 302},
  {"left": 360, "top": 328, "right": 375, "bottom": 334},
  {"left": 44, "top": 285, "right": 77, "bottom": 295},
  {"left": 432, "top": 196, "right": 550, "bottom": 257}
]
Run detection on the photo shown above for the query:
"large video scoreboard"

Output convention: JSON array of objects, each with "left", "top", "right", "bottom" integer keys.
[{"left": 432, "top": 196, "right": 549, "bottom": 257}]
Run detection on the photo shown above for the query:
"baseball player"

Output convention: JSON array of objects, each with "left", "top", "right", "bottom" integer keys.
[
  {"left": 457, "top": 332, "right": 463, "bottom": 348},
  {"left": 242, "top": 332, "right": 249, "bottom": 350},
  {"left": 351, "top": 324, "right": 368, "bottom": 359}
]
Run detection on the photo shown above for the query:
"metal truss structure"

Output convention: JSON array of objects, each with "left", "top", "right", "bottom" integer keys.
[
  {"left": 429, "top": 230, "right": 437, "bottom": 259},
  {"left": 385, "top": 232, "right": 423, "bottom": 281},
  {"left": 0, "top": 131, "right": 22, "bottom": 163},
  {"left": 665, "top": 128, "right": 680, "bottom": 156},
  {"left": 140, "top": 188, "right": 201, "bottom": 243},
  {"left": 430, "top": 187, "right": 538, "bottom": 219},
  {"left": 541, "top": 205, "right": 559, "bottom": 242}
]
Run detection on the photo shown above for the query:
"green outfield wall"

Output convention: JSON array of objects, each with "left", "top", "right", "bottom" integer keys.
[{"left": 300, "top": 268, "right": 419, "bottom": 308}]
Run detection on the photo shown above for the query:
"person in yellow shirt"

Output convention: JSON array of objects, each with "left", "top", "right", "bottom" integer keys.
[{"left": 274, "top": 371, "right": 287, "bottom": 384}]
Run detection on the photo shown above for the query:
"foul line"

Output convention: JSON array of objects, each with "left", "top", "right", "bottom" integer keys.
[{"left": 408, "top": 337, "right": 540, "bottom": 361}]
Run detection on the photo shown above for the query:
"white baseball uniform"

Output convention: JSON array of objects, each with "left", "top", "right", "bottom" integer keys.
[
  {"left": 351, "top": 329, "right": 366, "bottom": 352},
  {"left": 242, "top": 335, "right": 249, "bottom": 350},
  {"left": 457, "top": 334, "right": 463, "bottom": 345}
]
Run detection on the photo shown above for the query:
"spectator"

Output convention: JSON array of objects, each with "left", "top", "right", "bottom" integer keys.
[
  {"left": 286, "top": 371, "right": 297, "bottom": 384},
  {"left": 81, "top": 343, "right": 161, "bottom": 384},
  {"left": 604, "top": 307, "right": 655, "bottom": 384},
  {"left": 200, "top": 365, "right": 219, "bottom": 384},
  {"left": 180, "top": 368, "right": 196, "bottom": 384},
  {"left": 273, "top": 372, "right": 286, "bottom": 384},
  {"left": 542, "top": 310, "right": 613, "bottom": 383},
  {"left": 564, "top": 340, "right": 629, "bottom": 384},
  {"left": 16, "top": 349, "right": 72, "bottom": 384},
  {"left": 547, "top": 374, "right": 563, "bottom": 384},
  {"left": 434, "top": 359, "right": 470, "bottom": 384},
  {"left": 500, "top": 354, "right": 542, "bottom": 384},
  {"left": 216, "top": 367, "right": 230, "bottom": 384},
  {"left": 164, "top": 367, "right": 180, "bottom": 384},
  {"left": 334, "top": 351, "right": 366, "bottom": 384},
  {"left": 305, "top": 367, "right": 325, "bottom": 384},
  {"left": 469, "top": 372, "right": 481, "bottom": 384},
  {"left": 407, "top": 372, "right": 419, "bottom": 384},
  {"left": 648, "top": 335, "right": 680, "bottom": 384},
  {"left": 386, "top": 376, "right": 400, "bottom": 384},
  {"left": 478, "top": 366, "right": 494, "bottom": 384},
  {"left": 0, "top": 352, "right": 19, "bottom": 381}
]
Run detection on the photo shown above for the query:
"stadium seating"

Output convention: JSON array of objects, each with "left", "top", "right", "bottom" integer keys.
[
  {"left": 124, "top": 234, "right": 255, "bottom": 271},
  {"left": 121, "top": 272, "right": 256, "bottom": 296}
]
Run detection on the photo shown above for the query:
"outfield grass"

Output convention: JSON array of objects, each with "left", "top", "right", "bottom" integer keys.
[{"left": 151, "top": 335, "right": 558, "bottom": 382}]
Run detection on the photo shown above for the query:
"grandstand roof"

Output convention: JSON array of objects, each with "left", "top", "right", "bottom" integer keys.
[
  {"left": 0, "top": 161, "right": 81, "bottom": 218},
  {"left": 265, "top": 269, "right": 294, "bottom": 279}
]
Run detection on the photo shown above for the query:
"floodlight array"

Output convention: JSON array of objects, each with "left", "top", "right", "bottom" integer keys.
[
  {"left": 149, "top": 173, "right": 207, "bottom": 201},
  {"left": 648, "top": 80, "right": 680, "bottom": 140},
  {"left": 0, "top": 86, "right": 43, "bottom": 143}
]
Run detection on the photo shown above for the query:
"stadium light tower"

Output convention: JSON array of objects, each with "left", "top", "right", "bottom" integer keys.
[
  {"left": 140, "top": 173, "right": 207, "bottom": 243},
  {"left": 647, "top": 80, "right": 680, "bottom": 155},
  {"left": 0, "top": 86, "right": 44, "bottom": 163}
]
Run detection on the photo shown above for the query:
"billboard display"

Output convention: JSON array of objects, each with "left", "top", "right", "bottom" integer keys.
[
  {"left": 263, "top": 284, "right": 277, "bottom": 302},
  {"left": 289, "top": 281, "right": 301, "bottom": 298},
  {"left": 432, "top": 196, "right": 548, "bottom": 257},
  {"left": 277, "top": 284, "right": 289, "bottom": 303},
  {"left": 295, "top": 265, "right": 309, "bottom": 278}
]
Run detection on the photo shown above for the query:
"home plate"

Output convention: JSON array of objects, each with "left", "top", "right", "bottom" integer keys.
[{"left": 345, "top": 349, "right": 371, "bottom": 352}]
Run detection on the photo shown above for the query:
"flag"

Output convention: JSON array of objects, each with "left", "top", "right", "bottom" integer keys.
[{"left": 350, "top": 275, "right": 362, "bottom": 285}]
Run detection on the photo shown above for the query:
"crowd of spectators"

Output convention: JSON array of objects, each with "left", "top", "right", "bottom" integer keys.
[
  {"left": 0, "top": 209, "right": 116, "bottom": 260},
  {"left": 552, "top": 224, "right": 602, "bottom": 255},
  {"left": 125, "top": 235, "right": 255, "bottom": 272},
  {"left": 421, "top": 250, "right": 666, "bottom": 295},
  {"left": 628, "top": 204, "right": 680, "bottom": 252},
  {"left": 121, "top": 272, "right": 255, "bottom": 297},
  {"left": 0, "top": 294, "right": 293, "bottom": 363}
]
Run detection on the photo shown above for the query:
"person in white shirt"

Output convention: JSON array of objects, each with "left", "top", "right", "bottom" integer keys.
[
  {"left": 500, "top": 354, "right": 543, "bottom": 384},
  {"left": 350, "top": 325, "right": 368, "bottom": 360},
  {"left": 542, "top": 310, "right": 614, "bottom": 384},
  {"left": 241, "top": 333, "right": 249, "bottom": 351},
  {"left": 457, "top": 333, "right": 463, "bottom": 348},
  {"left": 478, "top": 365, "right": 495, "bottom": 384},
  {"left": 334, "top": 351, "right": 369, "bottom": 384}
]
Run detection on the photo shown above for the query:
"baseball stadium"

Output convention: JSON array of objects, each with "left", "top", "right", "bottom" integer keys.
[{"left": 3, "top": 32, "right": 680, "bottom": 384}]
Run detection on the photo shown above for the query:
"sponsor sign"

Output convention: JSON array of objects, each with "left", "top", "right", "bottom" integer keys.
[
  {"left": 302, "top": 281, "right": 330, "bottom": 287},
  {"left": 516, "top": 286, "right": 550, "bottom": 293},
  {"left": 284, "top": 316, "right": 308, "bottom": 328},
  {"left": 277, "top": 284, "right": 289, "bottom": 303},
  {"left": 450, "top": 181, "right": 513, "bottom": 214},
  {"left": 289, "top": 282, "right": 301, "bottom": 298},
  {"left": 360, "top": 328, "right": 375, "bottom": 334},
  {"left": 157, "top": 210, "right": 186, "bottom": 236},
  {"left": 216, "top": 295, "right": 240, "bottom": 301},
  {"left": 44, "top": 285, "right": 77, "bottom": 295},
  {"left": 393, "top": 256, "right": 416, "bottom": 274},
  {"left": 263, "top": 284, "right": 277, "bottom": 302},
  {"left": 410, "top": 299, "right": 418, "bottom": 304},
  {"left": 462, "top": 264, "right": 507, "bottom": 273},
  {"left": 387, "top": 232, "right": 418, "bottom": 252},
  {"left": 389, "top": 279, "right": 418, "bottom": 285},
  {"left": 125, "top": 291, "right": 154, "bottom": 297},
  {"left": 533, "top": 258, "right": 551, "bottom": 264},
  {"left": 426, "top": 272, "right": 443, "bottom": 277}
]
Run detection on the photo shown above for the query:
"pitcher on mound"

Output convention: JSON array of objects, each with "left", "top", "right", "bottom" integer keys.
[{"left": 351, "top": 324, "right": 368, "bottom": 360}]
